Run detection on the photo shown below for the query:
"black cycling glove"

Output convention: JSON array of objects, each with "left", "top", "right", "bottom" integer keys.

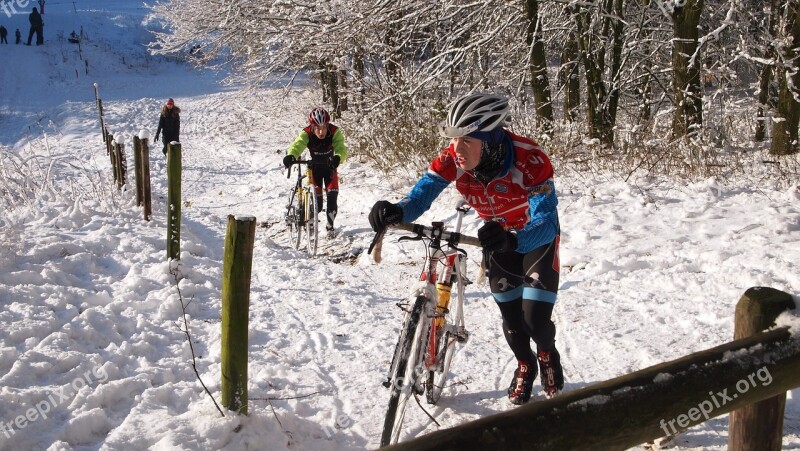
[
  {"left": 329, "top": 155, "right": 341, "bottom": 169},
  {"left": 369, "top": 201, "right": 403, "bottom": 232},
  {"left": 478, "top": 221, "right": 517, "bottom": 253}
]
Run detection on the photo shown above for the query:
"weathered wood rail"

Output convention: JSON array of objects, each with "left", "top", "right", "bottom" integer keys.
[{"left": 382, "top": 288, "right": 797, "bottom": 451}]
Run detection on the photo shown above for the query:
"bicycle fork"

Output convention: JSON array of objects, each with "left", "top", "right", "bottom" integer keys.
[{"left": 382, "top": 284, "right": 435, "bottom": 388}]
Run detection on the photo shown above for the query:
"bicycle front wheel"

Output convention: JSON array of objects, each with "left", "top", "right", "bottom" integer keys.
[
  {"left": 425, "top": 329, "right": 456, "bottom": 405},
  {"left": 285, "top": 190, "right": 302, "bottom": 249},
  {"left": 381, "top": 295, "right": 430, "bottom": 447},
  {"left": 304, "top": 188, "right": 319, "bottom": 256}
]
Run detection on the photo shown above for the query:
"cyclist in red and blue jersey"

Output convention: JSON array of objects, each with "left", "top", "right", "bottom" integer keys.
[
  {"left": 283, "top": 107, "right": 348, "bottom": 234},
  {"left": 369, "top": 93, "right": 564, "bottom": 403}
]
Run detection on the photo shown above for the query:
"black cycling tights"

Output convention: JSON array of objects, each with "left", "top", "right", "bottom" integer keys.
[{"left": 496, "top": 299, "right": 556, "bottom": 363}]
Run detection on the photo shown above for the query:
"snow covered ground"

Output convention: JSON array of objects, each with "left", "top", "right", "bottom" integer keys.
[{"left": 0, "top": 2, "right": 798, "bottom": 450}]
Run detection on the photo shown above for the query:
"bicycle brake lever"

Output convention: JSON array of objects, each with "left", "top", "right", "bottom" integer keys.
[
  {"left": 450, "top": 245, "right": 469, "bottom": 257},
  {"left": 397, "top": 235, "right": 423, "bottom": 243}
]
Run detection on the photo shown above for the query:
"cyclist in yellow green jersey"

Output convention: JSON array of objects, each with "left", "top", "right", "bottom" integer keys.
[{"left": 283, "top": 107, "right": 348, "bottom": 233}]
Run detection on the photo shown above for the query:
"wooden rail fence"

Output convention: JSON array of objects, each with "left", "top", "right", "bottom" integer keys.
[{"left": 382, "top": 287, "right": 797, "bottom": 451}]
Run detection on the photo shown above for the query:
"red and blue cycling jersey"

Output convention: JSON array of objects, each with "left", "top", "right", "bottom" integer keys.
[{"left": 397, "top": 130, "right": 559, "bottom": 253}]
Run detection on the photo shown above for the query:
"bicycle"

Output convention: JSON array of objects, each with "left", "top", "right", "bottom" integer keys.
[
  {"left": 369, "top": 199, "right": 481, "bottom": 447},
  {"left": 284, "top": 160, "right": 319, "bottom": 256}
]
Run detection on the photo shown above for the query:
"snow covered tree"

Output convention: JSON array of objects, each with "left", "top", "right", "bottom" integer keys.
[
  {"left": 147, "top": 0, "right": 800, "bottom": 171},
  {"left": 572, "top": 0, "right": 626, "bottom": 146},
  {"left": 770, "top": 0, "right": 800, "bottom": 155},
  {"left": 523, "top": 0, "right": 554, "bottom": 136},
  {"left": 671, "top": 0, "right": 705, "bottom": 140}
]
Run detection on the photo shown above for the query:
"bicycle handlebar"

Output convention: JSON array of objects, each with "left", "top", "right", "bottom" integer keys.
[
  {"left": 286, "top": 159, "right": 313, "bottom": 179},
  {"left": 369, "top": 222, "right": 480, "bottom": 264},
  {"left": 391, "top": 222, "right": 481, "bottom": 247}
]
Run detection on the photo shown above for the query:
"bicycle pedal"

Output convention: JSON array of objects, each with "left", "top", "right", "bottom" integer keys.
[{"left": 455, "top": 330, "right": 470, "bottom": 344}]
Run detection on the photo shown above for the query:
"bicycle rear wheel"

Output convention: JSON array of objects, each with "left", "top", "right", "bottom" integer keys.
[
  {"left": 381, "top": 295, "right": 430, "bottom": 447},
  {"left": 305, "top": 188, "right": 319, "bottom": 256}
]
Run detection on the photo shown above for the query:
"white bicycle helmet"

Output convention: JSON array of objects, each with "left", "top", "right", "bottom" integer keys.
[{"left": 438, "top": 94, "right": 510, "bottom": 138}]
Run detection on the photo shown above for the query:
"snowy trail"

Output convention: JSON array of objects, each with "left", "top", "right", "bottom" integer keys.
[{"left": 2, "top": 82, "right": 799, "bottom": 451}]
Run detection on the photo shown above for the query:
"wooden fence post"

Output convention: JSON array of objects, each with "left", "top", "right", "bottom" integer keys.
[
  {"left": 133, "top": 135, "right": 143, "bottom": 206},
  {"left": 108, "top": 134, "right": 116, "bottom": 182},
  {"left": 140, "top": 134, "right": 152, "bottom": 221},
  {"left": 166, "top": 141, "right": 182, "bottom": 260},
  {"left": 728, "top": 287, "right": 796, "bottom": 451},
  {"left": 93, "top": 82, "right": 107, "bottom": 144},
  {"left": 113, "top": 140, "right": 126, "bottom": 190},
  {"left": 220, "top": 215, "right": 256, "bottom": 415}
]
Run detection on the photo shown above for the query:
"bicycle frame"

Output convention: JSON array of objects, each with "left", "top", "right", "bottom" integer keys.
[
  {"left": 379, "top": 201, "right": 477, "bottom": 393},
  {"left": 286, "top": 161, "right": 310, "bottom": 213},
  {"left": 419, "top": 224, "right": 463, "bottom": 371},
  {"left": 285, "top": 160, "right": 319, "bottom": 255}
]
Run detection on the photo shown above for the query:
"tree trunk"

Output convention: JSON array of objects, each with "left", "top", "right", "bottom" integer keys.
[
  {"left": 755, "top": 0, "right": 779, "bottom": 142},
  {"left": 575, "top": 3, "right": 617, "bottom": 146},
  {"left": 671, "top": 0, "right": 704, "bottom": 140},
  {"left": 559, "top": 27, "right": 580, "bottom": 123},
  {"left": 606, "top": 0, "right": 624, "bottom": 128},
  {"left": 338, "top": 69, "right": 348, "bottom": 113},
  {"left": 352, "top": 50, "right": 365, "bottom": 111},
  {"left": 524, "top": 0, "right": 554, "bottom": 136},
  {"left": 320, "top": 62, "right": 341, "bottom": 118},
  {"left": 756, "top": 64, "right": 773, "bottom": 142},
  {"left": 771, "top": 0, "right": 800, "bottom": 155}
]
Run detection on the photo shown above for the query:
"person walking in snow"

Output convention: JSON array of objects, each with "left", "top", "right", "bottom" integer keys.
[
  {"left": 0, "top": 26, "right": 8, "bottom": 44},
  {"left": 283, "top": 107, "right": 348, "bottom": 235},
  {"left": 26, "top": 7, "right": 43, "bottom": 46},
  {"left": 369, "top": 93, "right": 564, "bottom": 404},
  {"left": 154, "top": 98, "right": 181, "bottom": 156}
]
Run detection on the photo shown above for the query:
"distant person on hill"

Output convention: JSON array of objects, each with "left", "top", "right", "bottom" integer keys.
[
  {"left": 0, "top": 26, "right": 8, "bottom": 44},
  {"left": 283, "top": 107, "right": 348, "bottom": 235},
  {"left": 154, "top": 98, "right": 181, "bottom": 156},
  {"left": 26, "top": 7, "right": 43, "bottom": 46},
  {"left": 15, "top": 28, "right": 21, "bottom": 44}
]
